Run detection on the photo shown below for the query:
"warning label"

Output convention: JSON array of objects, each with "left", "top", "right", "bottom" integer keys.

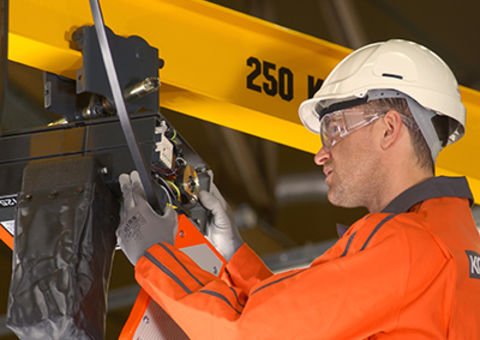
[{"left": 0, "top": 194, "right": 17, "bottom": 236}]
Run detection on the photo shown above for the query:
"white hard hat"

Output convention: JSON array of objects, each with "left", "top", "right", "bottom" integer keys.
[{"left": 298, "top": 39, "right": 466, "bottom": 160}]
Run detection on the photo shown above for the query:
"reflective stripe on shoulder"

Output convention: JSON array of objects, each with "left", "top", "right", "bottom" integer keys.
[
  {"left": 340, "top": 231, "right": 357, "bottom": 257},
  {"left": 360, "top": 214, "right": 397, "bottom": 251}
]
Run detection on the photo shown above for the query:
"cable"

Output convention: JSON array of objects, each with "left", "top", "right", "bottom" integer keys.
[
  {"left": 89, "top": 0, "right": 161, "bottom": 212},
  {"left": 0, "top": 0, "right": 8, "bottom": 119},
  {"left": 170, "top": 128, "right": 177, "bottom": 141},
  {"left": 175, "top": 157, "right": 186, "bottom": 168},
  {"left": 154, "top": 174, "right": 176, "bottom": 201},
  {"left": 165, "top": 180, "right": 181, "bottom": 201},
  {"left": 158, "top": 184, "right": 172, "bottom": 206}
]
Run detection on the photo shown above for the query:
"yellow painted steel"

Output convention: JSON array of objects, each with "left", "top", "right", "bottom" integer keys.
[{"left": 7, "top": 0, "right": 480, "bottom": 201}]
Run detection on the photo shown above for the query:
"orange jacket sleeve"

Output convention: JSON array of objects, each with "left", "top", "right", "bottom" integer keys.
[
  {"left": 134, "top": 216, "right": 448, "bottom": 339},
  {"left": 222, "top": 243, "right": 273, "bottom": 295}
]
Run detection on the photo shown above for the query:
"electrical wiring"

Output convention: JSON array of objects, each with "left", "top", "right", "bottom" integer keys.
[
  {"left": 169, "top": 128, "right": 178, "bottom": 144},
  {"left": 158, "top": 184, "right": 172, "bottom": 206},
  {"left": 151, "top": 156, "right": 186, "bottom": 178},
  {"left": 153, "top": 174, "right": 177, "bottom": 202},
  {"left": 165, "top": 179, "right": 181, "bottom": 201},
  {"left": 151, "top": 163, "right": 177, "bottom": 177},
  {"left": 175, "top": 157, "right": 186, "bottom": 168}
]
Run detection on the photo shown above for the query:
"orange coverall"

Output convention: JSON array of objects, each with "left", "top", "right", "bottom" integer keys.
[{"left": 135, "top": 176, "right": 480, "bottom": 339}]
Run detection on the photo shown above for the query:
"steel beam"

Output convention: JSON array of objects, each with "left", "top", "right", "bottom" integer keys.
[{"left": 7, "top": 0, "right": 480, "bottom": 200}]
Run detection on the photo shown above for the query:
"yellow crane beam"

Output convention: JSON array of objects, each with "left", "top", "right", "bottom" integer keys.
[{"left": 8, "top": 0, "right": 480, "bottom": 201}]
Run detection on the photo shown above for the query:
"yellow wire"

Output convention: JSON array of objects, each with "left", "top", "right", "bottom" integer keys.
[
  {"left": 170, "top": 129, "right": 178, "bottom": 144},
  {"left": 165, "top": 180, "right": 181, "bottom": 201}
]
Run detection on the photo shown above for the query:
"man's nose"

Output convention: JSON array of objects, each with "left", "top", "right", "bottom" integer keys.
[{"left": 314, "top": 147, "right": 331, "bottom": 166}]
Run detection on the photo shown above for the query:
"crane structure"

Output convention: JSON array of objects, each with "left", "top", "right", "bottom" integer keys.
[{"left": 8, "top": 0, "right": 480, "bottom": 201}]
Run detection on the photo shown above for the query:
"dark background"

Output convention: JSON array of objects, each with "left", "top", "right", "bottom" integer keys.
[{"left": 0, "top": 0, "right": 479, "bottom": 338}]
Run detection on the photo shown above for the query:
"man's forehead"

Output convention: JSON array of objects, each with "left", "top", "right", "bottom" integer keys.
[{"left": 327, "top": 104, "right": 377, "bottom": 116}]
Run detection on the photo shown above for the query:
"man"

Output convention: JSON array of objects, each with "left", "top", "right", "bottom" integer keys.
[{"left": 117, "top": 40, "right": 480, "bottom": 339}]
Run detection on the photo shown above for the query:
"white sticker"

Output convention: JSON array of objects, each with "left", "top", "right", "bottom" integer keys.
[{"left": 155, "top": 135, "right": 174, "bottom": 169}]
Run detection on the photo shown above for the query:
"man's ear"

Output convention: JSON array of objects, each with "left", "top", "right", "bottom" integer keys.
[{"left": 380, "top": 110, "right": 404, "bottom": 150}]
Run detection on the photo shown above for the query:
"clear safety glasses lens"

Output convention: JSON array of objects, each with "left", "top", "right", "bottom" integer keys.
[{"left": 320, "top": 110, "right": 384, "bottom": 150}]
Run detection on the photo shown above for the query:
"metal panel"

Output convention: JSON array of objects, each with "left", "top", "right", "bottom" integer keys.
[
  {"left": 0, "top": 115, "right": 156, "bottom": 196},
  {"left": 6, "top": 0, "right": 480, "bottom": 200}
]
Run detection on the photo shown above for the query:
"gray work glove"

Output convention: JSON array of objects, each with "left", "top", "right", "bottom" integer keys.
[
  {"left": 117, "top": 170, "right": 178, "bottom": 265},
  {"left": 199, "top": 184, "right": 244, "bottom": 262}
]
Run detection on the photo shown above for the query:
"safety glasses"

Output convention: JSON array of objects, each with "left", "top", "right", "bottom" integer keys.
[{"left": 319, "top": 109, "right": 386, "bottom": 150}]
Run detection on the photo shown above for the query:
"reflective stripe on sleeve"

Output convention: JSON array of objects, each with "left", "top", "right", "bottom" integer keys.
[
  {"left": 157, "top": 242, "right": 205, "bottom": 287},
  {"left": 198, "top": 290, "right": 242, "bottom": 314},
  {"left": 144, "top": 252, "right": 192, "bottom": 294},
  {"left": 251, "top": 271, "right": 302, "bottom": 295},
  {"left": 228, "top": 286, "right": 245, "bottom": 307}
]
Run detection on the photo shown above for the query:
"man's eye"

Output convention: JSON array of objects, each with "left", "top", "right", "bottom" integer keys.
[{"left": 327, "top": 121, "right": 342, "bottom": 135}]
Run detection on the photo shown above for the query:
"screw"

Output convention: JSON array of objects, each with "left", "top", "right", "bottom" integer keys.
[
  {"left": 100, "top": 167, "right": 108, "bottom": 175},
  {"left": 179, "top": 230, "right": 184, "bottom": 238},
  {"left": 76, "top": 186, "right": 84, "bottom": 193},
  {"left": 25, "top": 194, "right": 32, "bottom": 201},
  {"left": 49, "top": 190, "right": 58, "bottom": 199}
]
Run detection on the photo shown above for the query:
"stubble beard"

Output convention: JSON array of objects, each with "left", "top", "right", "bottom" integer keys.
[{"left": 326, "top": 157, "right": 381, "bottom": 209}]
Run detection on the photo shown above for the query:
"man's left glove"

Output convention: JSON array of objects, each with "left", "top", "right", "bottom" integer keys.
[{"left": 117, "top": 170, "right": 178, "bottom": 265}]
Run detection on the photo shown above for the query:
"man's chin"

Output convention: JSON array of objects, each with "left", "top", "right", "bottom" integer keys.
[
  {"left": 326, "top": 189, "right": 342, "bottom": 207},
  {"left": 327, "top": 189, "right": 359, "bottom": 208}
]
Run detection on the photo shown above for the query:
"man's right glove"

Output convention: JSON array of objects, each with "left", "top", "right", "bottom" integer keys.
[
  {"left": 117, "top": 171, "right": 178, "bottom": 265},
  {"left": 199, "top": 184, "right": 244, "bottom": 262}
]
